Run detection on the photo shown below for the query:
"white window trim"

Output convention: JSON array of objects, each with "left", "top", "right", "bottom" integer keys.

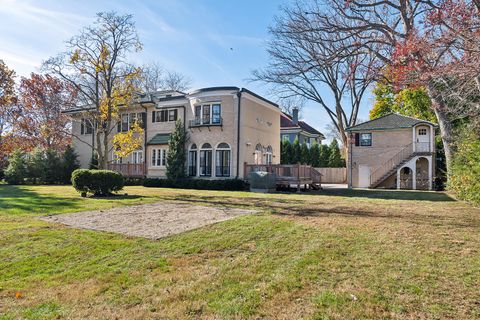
[
  {"left": 151, "top": 148, "right": 168, "bottom": 168},
  {"left": 215, "top": 143, "right": 231, "bottom": 177}
]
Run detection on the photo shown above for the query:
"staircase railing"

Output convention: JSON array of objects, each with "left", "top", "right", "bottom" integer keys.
[{"left": 369, "top": 143, "right": 413, "bottom": 187}]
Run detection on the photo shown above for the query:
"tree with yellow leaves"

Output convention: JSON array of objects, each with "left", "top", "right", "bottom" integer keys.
[{"left": 43, "top": 12, "right": 143, "bottom": 169}]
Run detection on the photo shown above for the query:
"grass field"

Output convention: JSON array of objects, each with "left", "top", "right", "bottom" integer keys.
[{"left": 0, "top": 185, "right": 479, "bottom": 319}]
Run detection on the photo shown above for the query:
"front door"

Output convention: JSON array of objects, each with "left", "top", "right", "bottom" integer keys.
[
  {"left": 358, "top": 165, "right": 371, "bottom": 188},
  {"left": 416, "top": 126, "right": 430, "bottom": 152}
]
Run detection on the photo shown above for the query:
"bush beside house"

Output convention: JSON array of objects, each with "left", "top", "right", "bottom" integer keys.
[{"left": 144, "top": 178, "right": 247, "bottom": 191}]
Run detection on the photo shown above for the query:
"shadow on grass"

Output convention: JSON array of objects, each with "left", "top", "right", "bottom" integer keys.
[
  {"left": 150, "top": 192, "right": 479, "bottom": 229},
  {"left": 313, "top": 187, "right": 455, "bottom": 202},
  {"left": 0, "top": 185, "right": 151, "bottom": 216}
]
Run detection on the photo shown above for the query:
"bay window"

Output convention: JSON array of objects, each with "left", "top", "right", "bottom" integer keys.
[{"left": 151, "top": 148, "right": 167, "bottom": 167}]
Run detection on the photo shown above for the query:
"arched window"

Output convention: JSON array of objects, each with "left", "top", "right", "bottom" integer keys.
[
  {"left": 188, "top": 144, "right": 198, "bottom": 176},
  {"left": 265, "top": 145, "right": 273, "bottom": 165},
  {"left": 215, "top": 143, "right": 231, "bottom": 177},
  {"left": 199, "top": 143, "right": 213, "bottom": 176},
  {"left": 254, "top": 143, "right": 263, "bottom": 165}
]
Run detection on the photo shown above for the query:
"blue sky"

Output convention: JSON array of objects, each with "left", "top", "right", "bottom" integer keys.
[{"left": 0, "top": 0, "right": 373, "bottom": 137}]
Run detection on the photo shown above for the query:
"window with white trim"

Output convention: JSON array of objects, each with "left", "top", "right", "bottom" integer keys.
[
  {"left": 80, "top": 118, "right": 93, "bottom": 135},
  {"left": 188, "top": 144, "right": 197, "bottom": 176},
  {"left": 193, "top": 104, "right": 222, "bottom": 125},
  {"left": 152, "top": 109, "right": 177, "bottom": 123},
  {"left": 151, "top": 148, "right": 167, "bottom": 167},
  {"left": 265, "top": 145, "right": 273, "bottom": 164},
  {"left": 215, "top": 143, "right": 231, "bottom": 177},
  {"left": 200, "top": 143, "right": 212, "bottom": 176},
  {"left": 118, "top": 112, "right": 146, "bottom": 132},
  {"left": 131, "top": 150, "right": 143, "bottom": 164},
  {"left": 254, "top": 143, "right": 263, "bottom": 164},
  {"left": 418, "top": 128, "right": 427, "bottom": 135},
  {"left": 360, "top": 133, "right": 372, "bottom": 146}
]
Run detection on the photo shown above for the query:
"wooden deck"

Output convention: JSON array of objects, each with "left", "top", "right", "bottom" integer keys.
[
  {"left": 107, "top": 163, "right": 145, "bottom": 178},
  {"left": 244, "top": 163, "right": 322, "bottom": 190}
]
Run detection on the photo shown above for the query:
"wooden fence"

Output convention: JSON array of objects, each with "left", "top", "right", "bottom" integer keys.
[{"left": 313, "top": 167, "right": 347, "bottom": 184}]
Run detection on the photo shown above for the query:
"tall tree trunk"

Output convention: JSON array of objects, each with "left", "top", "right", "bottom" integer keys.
[{"left": 427, "top": 83, "right": 454, "bottom": 174}]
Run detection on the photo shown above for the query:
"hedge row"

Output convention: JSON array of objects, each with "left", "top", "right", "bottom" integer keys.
[
  {"left": 143, "top": 178, "right": 247, "bottom": 191},
  {"left": 448, "top": 130, "right": 480, "bottom": 206},
  {"left": 72, "top": 169, "right": 124, "bottom": 196}
]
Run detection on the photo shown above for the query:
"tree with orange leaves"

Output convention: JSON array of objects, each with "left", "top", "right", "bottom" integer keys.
[{"left": 16, "top": 73, "right": 77, "bottom": 152}]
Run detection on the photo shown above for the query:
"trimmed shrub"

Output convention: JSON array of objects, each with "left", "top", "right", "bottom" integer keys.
[
  {"left": 72, "top": 169, "right": 124, "bottom": 196},
  {"left": 143, "top": 178, "right": 247, "bottom": 191},
  {"left": 124, "top": 177, "right": 145, "bottom": 186}
]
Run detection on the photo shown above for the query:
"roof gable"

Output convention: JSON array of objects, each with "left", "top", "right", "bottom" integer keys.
[
  {"left": 346, "top": 113, "right": 436, "bottom": 132},
  {"left": 280, "top": 113, "right": 324, "bottom": 138}
]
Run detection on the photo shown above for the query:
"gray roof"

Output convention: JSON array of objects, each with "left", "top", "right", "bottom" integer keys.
[{"left": 346, "top": 113, "right": 437, "bottom": 132}]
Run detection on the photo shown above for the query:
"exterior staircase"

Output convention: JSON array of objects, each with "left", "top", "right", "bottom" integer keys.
[{"left": 369, "top": 142, "right": 432, "bottom": 188}]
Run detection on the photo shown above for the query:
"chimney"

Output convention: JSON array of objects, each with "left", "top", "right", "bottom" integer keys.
[{"left": 292, "top": 107, "right": 299, "bottom": 125}]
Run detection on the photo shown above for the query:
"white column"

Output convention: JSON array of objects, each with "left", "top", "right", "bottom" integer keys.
[
  {"left": 397, "top": 168, "right": 401, "bottom": 189},
  {"left": 412, "top": 127, "right": 416, "bottom": 153},
  {"left": 428, "top": 156, "right": 433, "bottom": 190},
  {"left": 412, "top": 160, "right": 417, "bottom": 190}
]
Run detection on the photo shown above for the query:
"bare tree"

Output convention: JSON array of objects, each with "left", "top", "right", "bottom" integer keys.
[
  {"left": 138, "top": 62, "right": 191, "bottom": 93},
  {"left": 310, "top": 0, "right": 480, "bottom": 171},
  {"left": 43, "top": 12, "right": 143, "bottom": 169},
  {"left": 252, "top": 1, "right": 377, "bottom": 148},
  {"left": 277, "top": 95, "right": 306, "bottom": 117}
]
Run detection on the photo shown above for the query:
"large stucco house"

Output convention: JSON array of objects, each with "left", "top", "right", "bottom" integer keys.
[
  {"left": 346, "top": 113, "right": 437, "bottom": 190},
  {"left": 280, "top": 108, "right": 325, "bottom": 146},
  {"left": 67, "top": 87, "right": 281, "bottom": 179}
]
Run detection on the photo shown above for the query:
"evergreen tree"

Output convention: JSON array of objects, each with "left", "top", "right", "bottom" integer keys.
[
  {"left": 166, "top": 119, "right": 188, "bottom": 180},
  {"left": 328, "top": 139, "right": 344, "bottom": 167},
  {"left": 5, "top": 149, "right": 27, "bottom": 184},
  {"left": 44, "top": 149, "right": 62, "bottom": 184},
  {"left": 300, "top": 143, "right": 310, "bottom": 164},
  {"left": 280, "top": 140, "right": 292, "bottom": 164},
  {"left": 62, "top": 145, "right": 80, "bottom": 184},
  {"left": 319, "top": 144, "right": 331, "bottom": 167},
  {"left": 291, "top": 139, "right": 301, "bottom": 164},
  {"left": 26, "top": 148, "right": 45, "bottom": 184},
  {"left": 310, "top": 143, "right": 321, "bottom": 167},
  {"left": 89, "top": 153, "right": 98, "bottom": 169}
]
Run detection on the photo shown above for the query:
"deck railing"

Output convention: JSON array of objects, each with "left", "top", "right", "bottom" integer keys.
[
  {"left": 415, "top": 142, "right": 431, "bottom": 153},
  {"left": 107, "top": 163, "right": 145, "bottom": 177},
  {"left": 244, "top": 163, "right": 320, "bottom": 184}
]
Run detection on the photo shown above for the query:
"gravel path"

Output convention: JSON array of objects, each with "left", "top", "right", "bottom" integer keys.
[{"left": 41, "top": 202, "right": 256, "bottom": 239}]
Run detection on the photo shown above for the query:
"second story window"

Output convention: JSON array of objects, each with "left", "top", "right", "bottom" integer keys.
[
  {"left": 118, "top": 112, "right": 146, "bottom": 132},
  {"left": 212, "top": 104, "right": 221, "bottom": 124},
  {"left": 152, "top": 109, "right": 178, "bottom": 123},
  {"left": 81, "top": 118, "right": 93, "bottom": 135},
  {"left": 354, "top": 133, "right": 372, "bottom": 147},
  {"left": 193, "top": 104, "right": 222, "bottom": 125}
]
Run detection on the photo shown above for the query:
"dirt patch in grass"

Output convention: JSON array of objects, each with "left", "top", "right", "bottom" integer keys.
[{"left": 40, "top": 202, "right": 256, "bottom": 239}]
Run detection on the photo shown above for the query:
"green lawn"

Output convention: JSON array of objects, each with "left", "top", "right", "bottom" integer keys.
[{"left": 0, "top": 185, "right": 479, "bottom": 319}]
